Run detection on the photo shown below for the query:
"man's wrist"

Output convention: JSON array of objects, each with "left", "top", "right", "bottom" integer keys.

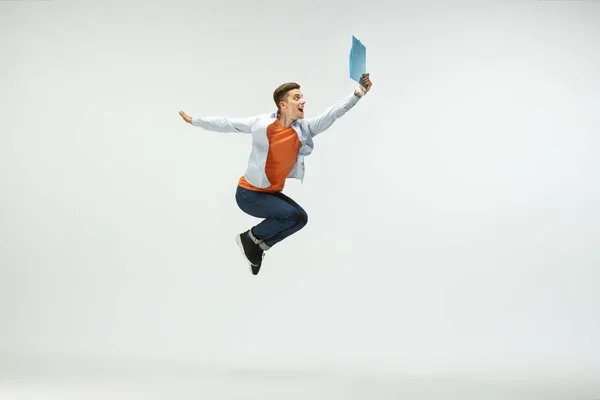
[{"left": 354, "top": 88, "right": 366, "bottom": 98}]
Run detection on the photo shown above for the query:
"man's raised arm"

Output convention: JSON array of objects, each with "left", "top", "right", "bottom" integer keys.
[{"left": 303, "top": 73, "right": 372, "bottom": 138}]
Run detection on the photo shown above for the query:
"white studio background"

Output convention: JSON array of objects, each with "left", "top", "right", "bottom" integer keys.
[{"left": 1, "top": 0, "right": 599, "bottom": 387}]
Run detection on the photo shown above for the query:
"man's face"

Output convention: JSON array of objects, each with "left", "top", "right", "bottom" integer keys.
[{"left": 281, "top": 89, "right": 306, "bottom": 120}]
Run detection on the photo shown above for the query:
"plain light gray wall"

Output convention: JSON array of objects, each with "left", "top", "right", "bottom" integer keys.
[{"left": 1, "top": 0, "right": 599, "bottom": 376}]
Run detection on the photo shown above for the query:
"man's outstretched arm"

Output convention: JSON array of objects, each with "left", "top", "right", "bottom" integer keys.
[
  {"left": 304, "top": 73, "right": 372, "bottom": 138},
  {"left": 179, "top": 110, "right": 260, "bottom": 134}
]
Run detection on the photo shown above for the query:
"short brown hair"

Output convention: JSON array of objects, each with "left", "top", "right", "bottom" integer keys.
[{"left": 273, "top": 82, "right": 300, "bottom": 114}]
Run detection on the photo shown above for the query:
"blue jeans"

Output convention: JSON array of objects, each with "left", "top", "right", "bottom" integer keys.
[{"left": 235, "top": 185, "right": 308, "bottom": 249}]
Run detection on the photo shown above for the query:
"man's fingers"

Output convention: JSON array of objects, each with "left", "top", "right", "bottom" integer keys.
[{"left": 178, "top": 110, "right": 192, "bottom": 123}]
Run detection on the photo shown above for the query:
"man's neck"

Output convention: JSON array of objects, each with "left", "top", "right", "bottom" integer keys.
[{"left": 278, "top": 114, "right": 295, "bottom": 127}]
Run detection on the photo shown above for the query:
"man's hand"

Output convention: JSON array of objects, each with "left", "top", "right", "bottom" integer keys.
[
  {"left": 361, "top": 72, "right": 372, "bottom": 93},
  {"left": 179, "top": 110, "right": 192, "bottom": 124},
  {"left": 355, "top": 73, "right": 372, "bottom": 98}
]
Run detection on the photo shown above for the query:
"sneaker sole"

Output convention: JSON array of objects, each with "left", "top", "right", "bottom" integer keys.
[{"left": 235, "top": 234, "right": 255, "bottom": 273}]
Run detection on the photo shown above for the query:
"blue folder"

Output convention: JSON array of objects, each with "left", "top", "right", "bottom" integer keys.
[{"left": 349, "top": 35, "right": 366, "bottom": 85}]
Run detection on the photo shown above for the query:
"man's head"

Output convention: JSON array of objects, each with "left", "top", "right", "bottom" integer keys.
[{"left": 273, "top": 82, "right": 305, "bottom": 120}]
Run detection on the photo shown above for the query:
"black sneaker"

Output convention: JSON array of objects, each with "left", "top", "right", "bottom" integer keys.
[{"left": 236, "top": 231, "right": 264, "bottom": 275}]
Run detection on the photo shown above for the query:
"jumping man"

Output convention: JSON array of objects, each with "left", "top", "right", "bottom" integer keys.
[{"left": 179, "top": 73, "right": 372, "bottom": 275}]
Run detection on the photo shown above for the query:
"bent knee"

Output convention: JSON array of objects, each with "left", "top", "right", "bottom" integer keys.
[
  {"left": 297, "top": 210, "right": 308, "bottom": 228},
  {"left": 280, "top": 208, "right": 301, "bottom": 224},
  {"left": 280, "top": 208, "right": 308, "bottom": 228}
]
